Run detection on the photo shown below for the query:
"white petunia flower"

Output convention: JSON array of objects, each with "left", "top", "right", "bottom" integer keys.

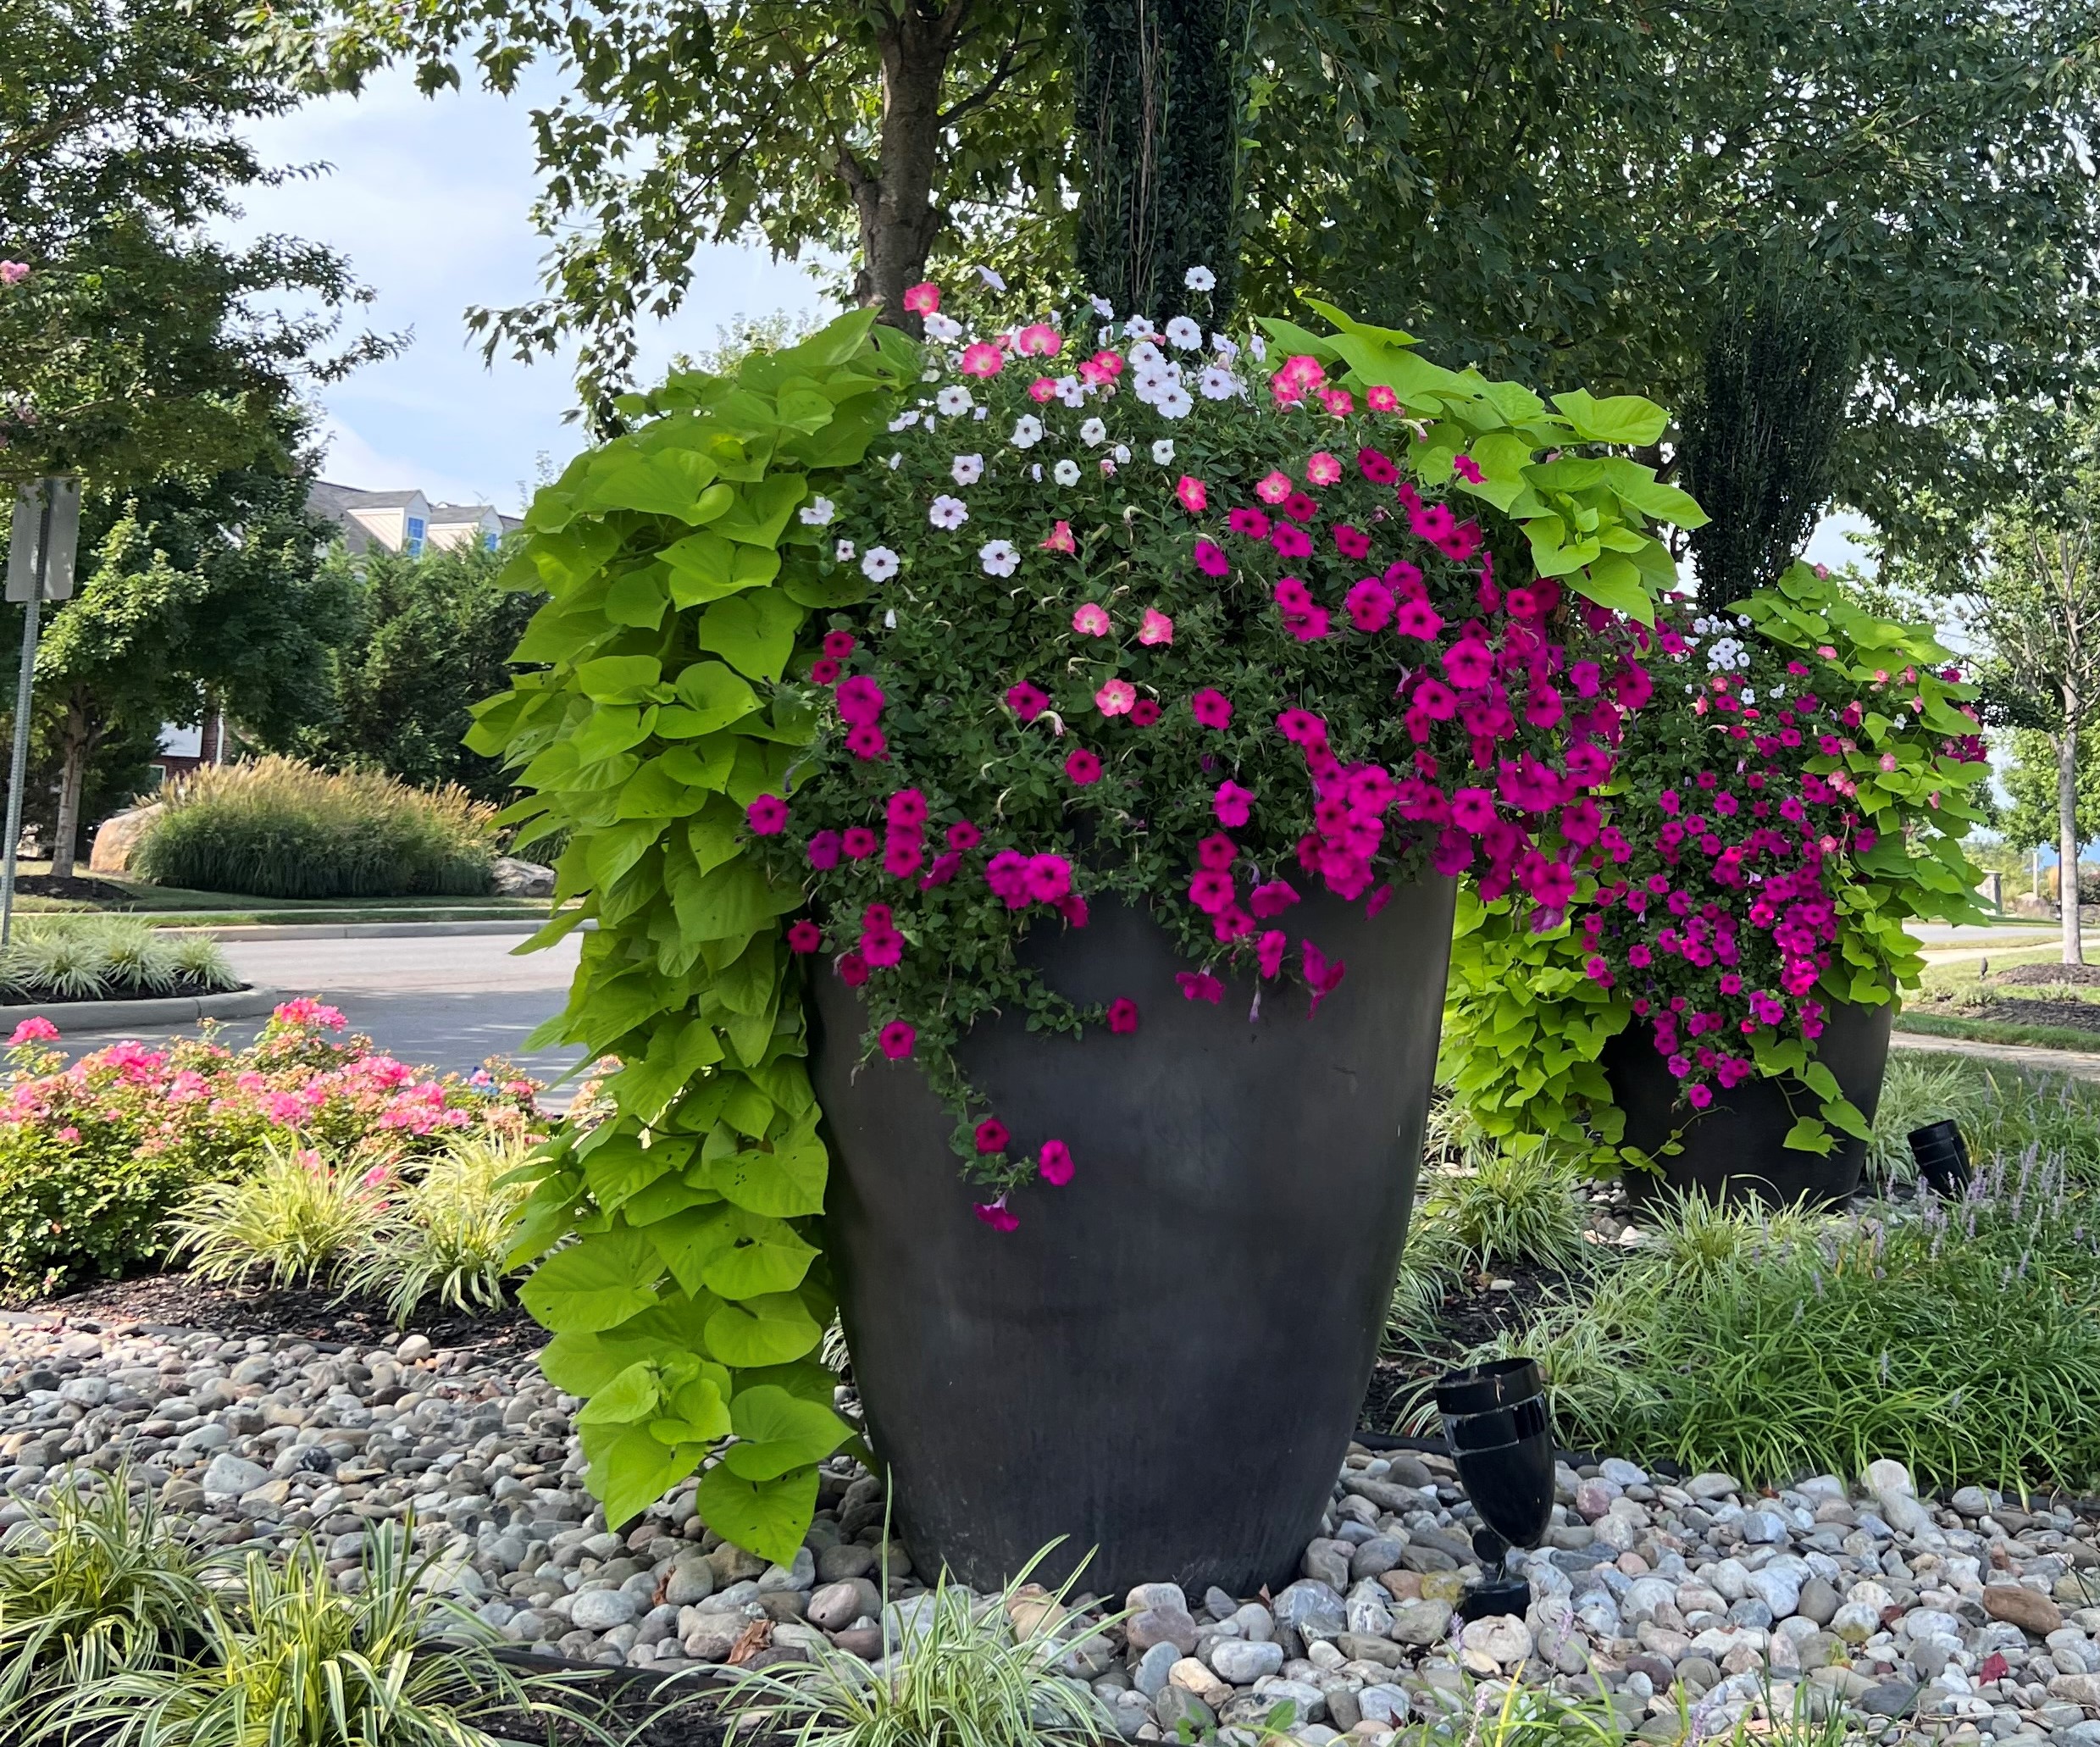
[
  {"left": 978, "top": 539, "right": 1020, "bottom": 577},
  {"left": 1198, "top": 365, "right": 1239, "bottom": 401},
  {"left": 1053, "top": 459, "right": 1081, "bottom": 485},
  {"left": 1248, "top": 333, "right": 1266, "bottom": 360},
  {"left": 1112, "top": 444, "right": 1130, "bottom": 463},
  {"left": 862, "top": 546, "right": 900, "bottom": 581},
  {"left": 936, "top": 385, "right": 973, "bottom": 416},
  {"left": 921, "top": 365, "right": 942, "bottom": 382},
  {"left": 1211, "top": 332, "right": 1238, "bottom": 359},
  {"left": 1741, "top": 688, "right": 1757, "bottom": 705},
  {"left": 1124, "top": 314, "right": 1158, "bottom": 341},
  {"left": 1056, "top": 376, "right": 1086, "bottom": 408},
  {"left": 951, "top": 452, "right": 984, "bottom": 485},
  {"left": 1128, "top": 340, "right": 1165, "bottom": 370},
  {"left": 1089, "top": 294, "right": 1115, "bottom": 319},
  {"left": 1097, "top": 326, "right": 1112, "bottom": 347},
  {"left": 1030, "top": 463, "right": 1043, "bottom": 481},
  {"left": 1185, "top": 264, "right": 1216, "bottom": 291},
  {"left": 1011, "top": 414, "right": 1044, "bottom": 448},
  {"left": 1154, "top": 384, "right": 1194, "bottom": 419},
  {"left": 977, "top": 264, "right": 1006, "bottom": 290},
  {"left": 884, "top": 607, "right": 896, "bottom": 629},
  {"left": 928, "top": 494, "right": 970, "bottom": 530},
  {"left": 1079, "top": 416, "right": 1108, "bottom": 445},
  {"left": 1165, "top": 315, "right": 1202, "bottom": 350},
  {"left": 835, "top": 539, "right": 856, "bottom": 563},
  {"left": 797, "top": 496, "right": 836, "bottom": 526},
  {"left": 888, "top": 410, "right": 922, "bottom": 431},
  {"left": 973, "top": 405, "right": 988, "bottom": 420},
  {"left": 924, "top": 312, "right": 963, "bottom": 342},
  {"left": 887, "top": 452, "right": 903, "bottom": 469},
  {"left": 1132, "top": 365, "right": 1172, "bottom": 403},
  {"left": 1151, "top": 439, "right": 1175, "bottom": 463}
]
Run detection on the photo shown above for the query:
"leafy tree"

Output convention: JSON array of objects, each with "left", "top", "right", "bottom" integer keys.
[
  {"left": 1964, "top": 433, "right": 2100, "bottom": 962},
  {"left": 1, "top": 0, "right": 386, "bottom": 487},
  {"left": 1679, "top": 268, "right": 1856, "bottom": 607},
  {"left": 1074, "top": 0, "right": 1248, "bottom": 323},
  {"left": 280, "top": 541, "right": 547, "bottom": 805},
  {"left": 23, "top": 452, "right": 357, "bottom": 876},
  {"left": 1999, "top": 729, "right": 2100, "bottom": 861},
  {"left": 267, "top": 0, "right": 1072, "bottom": 417}
]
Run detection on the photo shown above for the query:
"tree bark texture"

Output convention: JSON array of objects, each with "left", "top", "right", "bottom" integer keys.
[
  {"left": 2064, "top": 707, "right": 2085, "bottom": 964},
  {"left": 49, "top": 691, "right": 98, "bottom": 881}
]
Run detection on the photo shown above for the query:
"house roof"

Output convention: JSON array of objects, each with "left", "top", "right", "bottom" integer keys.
[{"left": 308, "top": 482, "right": 426, "bottom": 513}]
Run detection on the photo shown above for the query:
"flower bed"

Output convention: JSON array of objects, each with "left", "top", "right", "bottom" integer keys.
[{"left": 0, "top": 1001, "right": 536, "bottom": 1301}]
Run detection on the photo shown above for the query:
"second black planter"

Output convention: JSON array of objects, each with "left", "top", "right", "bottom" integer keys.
[
  {"left": 1600, "top": 997, "right": 1895, "bottom": 1211},
  {"left": 809, "top": 878, "right": 1455, "bottom": 1598}
]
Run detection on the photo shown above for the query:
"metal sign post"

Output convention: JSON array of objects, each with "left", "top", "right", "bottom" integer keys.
[{"left": 1, "top": 478, "right": 80, "bottom": 946}]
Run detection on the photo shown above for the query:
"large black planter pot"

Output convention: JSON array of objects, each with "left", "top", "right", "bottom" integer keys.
[
  {"left": 809, "top": 877, "right": 1455, "bottom": 1598},
  {"left": 1600, "top": 997, "right": 1895, "bottom": 1212}
]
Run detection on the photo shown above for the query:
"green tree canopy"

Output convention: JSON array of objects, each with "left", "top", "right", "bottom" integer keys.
[{"left": 277, "top": 540, "right": 547, "bottom": 804}]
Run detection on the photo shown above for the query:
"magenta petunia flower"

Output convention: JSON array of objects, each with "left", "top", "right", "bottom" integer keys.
[
  {"left": 878, "top": 1020, "right": 917, "bottom": 1060},
  {"left": 809, "top": 656, "right": 840, "bottom": 685},
  {"left": 845, "top": 723, "right": 889, "bottom": 761},
  {"left": 884, "top": 836, "right": 924, "bottom": 879},
  {"left": 1449, "top": 788, "right": 1495, "bottom": 832},
  {"left": 1227, "top": 506, "right": 1272, "bottom": 539},
  {"left": 886, "top": 788, "right": 928, "bottom": 828},
  {"left": 1270, "top": 524, "right": 1312, "bottom": 560},
  {"left": 842, "top": 827, "right": 878, "bottom": 860},
  {"left": 1130, "top": 697, "right": 1161, "bottom": 725},
  {"left": 1256, "top": 929, "right": 1287, "bottom": 979},
  {"left": 1191, "top": 689, "right": 1234, "bottom": 729},
  {"left": 1176, "top": 475, "right": 1208, "bottom": 513},
  {"left": 745, "top": 794, "right": 789, "bottom": 835},
  {"left": 1065, "top": 747, "right": 1102, "bottom": 785},
  {"left": 1106, "top": 997, "right": 1139, "bottom": 1034},
  {"left": 1072, "top": 603, "right": 1111, "bottom": 637},
  {"left": 1037, "top": 1139, "right": 1075, "bottom": 1185},
  {"left": 1193, "top": 540, "right": 1230, "bottom": 578},
  {"left": 1276, "top": 708, "right": 1327, "bottom": 746},
  {"left": 1096, "top": 679, "right": 1136, "bottom": 717},
  {"left": 786, "top": 920, "right": 823, "bottom": 953},
  {"left": 1443, "top": 639, "right": 1493, "bottom": 689},
  {"left": 1302, "top": 939, "right": 1347, "bottom": 1013},
  {"left": 838, "top": 951, "right": 870, "bottom": 986},
  {"left": 974, "top": 1118, "right": 1010, "bottom": 1155},
  {"left": 946, "top": 819, "right": 983, "bottom": 851},
  {"left": 823, "top": 629, "right": 856, "bottom": 659},
  {"left": 1280, "top": 491, "right": 1318, "bottom": 524},
  {"left": 807, "top": 830, "right": 842, "bottom": 870},
  {"left": 836, "top": 674, "right": 885, "bottom": 725},
  {"left": 920, "top": 851, "right": 962, "bottom": 888},
  {"left": 1249, "top": 879, "right": 1299, "bottom": 919},
  {"left": 1357, "top": 446, "right": 1399, "bottom": 483},
  {"left": 1006, "top": 680, "right": 1050, "bottom": 721},
  {"left": 1197, "top": 833, "right": 1238, "bottom": 870},
  {"left": 1189, "top": 868, "right": 1234, "bottom": 914},
  {"left": 1333, "top": 524, "right": 1371, "bottom": 560},
  {"left": 974, "top": 1198, "right": 1019, "bottom": 1231},
  {"left": 1452, "top": 454, "right": 1484, "bottom": 485},
  {"left": 1024, "top": 854, "right": 1073, "bottom": 903},
  {"left": 1176, "top": 970, "right": 1225, "bottom": 1003},
  {"left": 1344, "top": 580, "right": 1394, "bottom": 632},
  {"left": 1213, "top": 780, "right": 1255, "bottom": 827},
  {"left": 862, "top": 926, "right": 905, "bottom": 968}
]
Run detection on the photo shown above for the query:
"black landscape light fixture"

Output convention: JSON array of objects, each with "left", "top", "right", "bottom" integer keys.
[
  {"left": 1908, "top": 1120, "right": 1972, "bottom": 1198},
  {"left": 1434, "top": 1356, "right": 1554, "bottom": 1622}
]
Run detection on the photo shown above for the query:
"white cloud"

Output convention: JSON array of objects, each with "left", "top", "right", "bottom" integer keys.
[{"left": 213, "top": 66, "right": 835, "bottom": 512}]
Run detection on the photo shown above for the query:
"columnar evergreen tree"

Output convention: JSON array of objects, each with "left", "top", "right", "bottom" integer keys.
[
  {"left": 1073, "top": 0, "right": 1247, "bottom": 322},
  {"left": 1678, "top": 269, "right": 1857, "bottom": 607}
]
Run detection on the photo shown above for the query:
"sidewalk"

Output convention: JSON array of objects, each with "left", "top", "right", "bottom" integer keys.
[{"left": 1891, "top": 1028, "right": 2100, "bottom": 1082}]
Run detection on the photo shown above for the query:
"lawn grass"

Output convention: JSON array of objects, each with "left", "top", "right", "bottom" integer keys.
[
  {"left": 1894, "top": 1011, "right": 2100, "bottom": 1051},
  {"left": 8, "top": 866, "right": 548, "bottom": 927}
]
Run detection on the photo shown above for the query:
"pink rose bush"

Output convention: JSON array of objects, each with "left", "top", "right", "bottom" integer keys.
[
  {"left": 1445, "top": 563, "right": 1992, "bottom": 1159},
  {"left": 0, "top": 1000, "right": 538, "bottom": 1300},
  {"left": 754, "top": 280, "right": 1698, "bottom": 1215}
]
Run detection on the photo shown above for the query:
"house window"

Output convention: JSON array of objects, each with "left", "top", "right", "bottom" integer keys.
[
  {"left": 405, "top": 515, "right": 426, "bottom": 556},
  {"left": 483, "top": 530, "right": 498, "bottom": 552}
]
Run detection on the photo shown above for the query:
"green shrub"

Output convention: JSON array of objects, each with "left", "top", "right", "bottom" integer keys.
[
  {"left": 130, "top": 756, "right": 497, "bottom": 900},
  {"left": 0, "top": 916, "right": 235, "bottom": 1003},
  {"left": 1416, "top": 1146, "right": 1589, "bottom": 1275},
  {"left": 167, "top": 1138, "right": 391, "bottom": 1290},
  {"left": 1488, "top": 1157, "right": 2100, "bottom": 1491},
  {"left": 337, "top": 1132, "right": 531, "bottom": 1322}
]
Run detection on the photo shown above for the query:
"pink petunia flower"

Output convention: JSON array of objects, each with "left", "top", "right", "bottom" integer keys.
[
  {"left": 903, "top": 281, "right": 940, "bottom": 313},
  {"left": 1255, "top": 470, "right": 1294, "bottom": 505},
  {"left": 1015, "top": 324, "right": 1061, "bottom": 357},
  {"left": 1176, "top": 475, "right": 1208, "bottom": 513},
  {"left": 1096, "top": 679, "right": 1136, "bottom": 716},
  {"left": 1072, "top": 603, "right": 1111, "bottom": 636},
  {"left": 1041, "top": 520, "right": 1077, "bottom": 553},
  {"left": 1305, "top": 452, "right": 1343, "bottom": 485},
  {"left": 1366, "top": 385, "right": 1399, "bottom": 412},
  {"left": 961, "top": 341, "right": 1003, "bottom": 377},
  {"left": 1137, "top": 608, "right": 1173, "bottom": 646}
]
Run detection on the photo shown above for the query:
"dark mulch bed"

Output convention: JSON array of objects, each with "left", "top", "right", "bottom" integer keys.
[
  {"left": 1991, "top": 961, "right": 2100, "bottom": 987},
  {"left": 25, "top": 1271, "right": 543, "bottom": 1362},
  {"left": 1358, "top": 1259, "right": 1580, "bottom": 1437},
  {"left": 1951, "top": 995, "right": 2100, "bottom": 1034},
  {"left": 9, "top": 874, "right": 136, "bottom": 904},
  {"left": 10, "top": 976, "right": 250, "bottom": 1007}
]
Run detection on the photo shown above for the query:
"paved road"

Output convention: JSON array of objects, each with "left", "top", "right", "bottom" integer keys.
[{"left": 51, "top": 932, "right": 590, "bottom": 1088}]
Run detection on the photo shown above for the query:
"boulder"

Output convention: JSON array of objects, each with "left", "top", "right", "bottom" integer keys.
[
  {"left": 490, "top": 856, "right": 556, "bottom": 897},
  {"left": 88, "top": 804, "right": 162, "bottom": 874}
]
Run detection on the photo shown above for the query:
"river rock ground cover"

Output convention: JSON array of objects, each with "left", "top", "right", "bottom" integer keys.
[{"left": 8, "top": 1280, "right": 2100, "bottom": 1747}]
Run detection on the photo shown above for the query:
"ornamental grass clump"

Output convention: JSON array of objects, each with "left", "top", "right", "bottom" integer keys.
[
  {"left": 479, "top": 286, "right": 1703, "bottom": 1545},
  {"left": 1446, "top": 563, "right": 1992, "bottom": 1163},
  {"left": 130, "top": 755, "right": 497, "bottom": 899},
  {"left": 0, "top": 916, "right": 235, "bottom": 1002}
]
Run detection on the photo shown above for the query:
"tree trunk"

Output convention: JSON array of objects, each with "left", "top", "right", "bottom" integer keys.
[
  {"left": 48, "top": 695, "right": 96, "bottom": 881},
  {"left": 2062, "top": 710, "right": 2084, "bottom": 964},
  {"left": 846, "top": 5, "right": 960, "bottom": 331}
]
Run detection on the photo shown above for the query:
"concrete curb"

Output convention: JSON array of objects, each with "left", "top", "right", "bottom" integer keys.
[
  {"left": 159, "top": 918, "right": 563, "bottom": 942},
  {"left": 0, "top": 985, "right": 285, "bottom": 1029}
]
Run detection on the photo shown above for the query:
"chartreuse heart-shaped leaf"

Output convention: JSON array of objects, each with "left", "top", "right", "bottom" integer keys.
[
  {"left": 520, "top": 1226, "right": 664, "bottom": 1334},
  {"left": 695, "top": 1464, "right": 820, "bottom": 1567}
]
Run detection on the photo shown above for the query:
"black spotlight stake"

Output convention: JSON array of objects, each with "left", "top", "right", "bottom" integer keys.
[
  {"left": 1908, "top": 1119, "right": 1972, "bottom": 1199},
  {"left": 1433, "top": 1356, "right": 1554, "bottom": 1622}
]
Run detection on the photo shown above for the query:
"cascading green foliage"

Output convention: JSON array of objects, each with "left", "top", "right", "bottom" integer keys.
[
  {"left": 465, "top": 311, "right": 915, "bottom": 1554},
  {"left": 472, "top": 294, "right": 1703, "bottom": 1556}
]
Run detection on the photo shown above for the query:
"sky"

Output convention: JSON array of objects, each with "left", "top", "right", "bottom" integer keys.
[{"left": 218, "top": 69, "right": 832, "bottom": 512}]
